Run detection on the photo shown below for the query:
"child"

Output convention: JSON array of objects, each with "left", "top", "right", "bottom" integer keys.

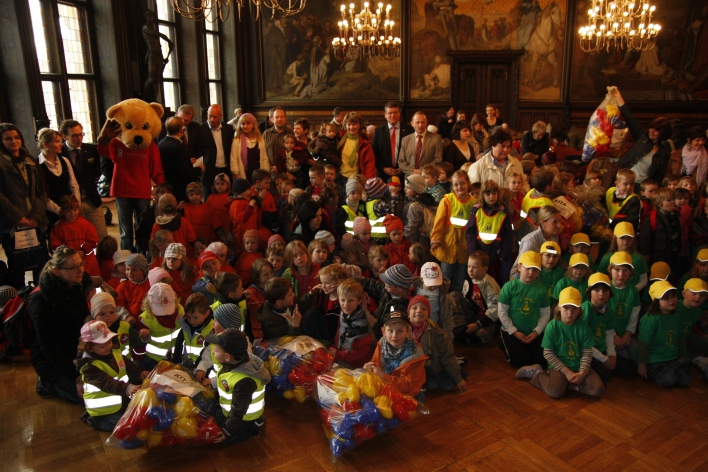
[
  {"left": 323, "top": 164, "right": 346, "bottom": 202},
  {"left": 413, "top": 261, "right": 464, "bottom": 342},
  {"left": 421, "top": 164, "right": 445, "bottom": 203},
  {"left": 193, "top": 237, "right": 209, "bottom": 258},
  {"left": 438, "top": 162, "right": 453, "bottom": 194},
  {"left": 151, "top": 193, "right": 196, "bottom": 257},
  {"left": 308, "top": 239, "right": 330, "bottom": 267},
  {"left": 327, "top": 279, "right": 374, "bottom": 368},
  {"left": 243, "top": 259, "right": 274, "bottom": 342},
  {"left": 282, "top": 240, "right": 320, "bottom": 302},
  {"left": 561, "top": 233, "right": 596, "bottom": 271},
  {"left": 207, "top": 241, "right": 236, "bottom": 273},
  {"left": 553, "top": 253, "right": 590, "bottom": 302},
  {"left": 315, "top": 230, "right": 338, "bottom": 264},
  {"left": 116, "top": 254, "right": 150, "bottom": 324},
  {"left": 678, "top": 249, "right": 708, "bottom": 291},
  {"left": 405, "top": 191, "right": 436, "bottom": 246},
  {"left": 408, "top": 295, "right": 467, "bottom": 392},
  {"left": 469, "top": 182, "right": 481, "bottom": 202},
  {"left": 338, "top": 179, "right": 367, "bottom": 236},
  {"left": 50, "top": 195, "right": 100, "bottom": 277},
  {"left": 538, "top": 241, "right": 564, "bottom": 299},
  {"left": 90, "top": 291, "right": 132, "bottom": 359},
  {"left": 343, "top": 217, "right": 372, "bottom": 269},
  {"left": 182, "top": 181, "right": 219, "bottom": 242},
  {"left": 506, "top": 172, "right": 526, "bottom": 233},
  {"left": 301, "top": 264, "right": 349, "bottom": 345},
  {"left": 257, "top": 277, "right": 302, "bottom": 340},
  {"left": 306, "top": 164, "right": 326, "bottom": 202},
  {"left": 107, "top": 249, "right": 131, "bottom": 290},
  {"left": 268, "top": 234, "right": 286, "bottom": 251},
  {"left": 276, "top": 133, "right": 306, "bottom": 186},
  {"left": 172, "top": 292, "right": 214, "bottom": 368},
  {"left": 639, "top": 188, "right": 681, "bottom": 275},
  {"left": 97, "top": 236, "right": 119, "bottom": 283},
  {"left": 517, "top": 169, "right": 554, "bottom": 239},
  {"left": 135, "top": 283, "right": 184, "bottom": 370},
  {"left": 607, "top": 252, "right": 641, "bottom": 363},
  {"left": 431, "top": 170, "right": 476, "bottom": 293},
  {"left": 266, "top": 246, "right": 285, "bottom": 277},
  {"left": 234, "top": 230, "right": 263, "bottom": 287},
  {"left": 310, "top": 124, "right": 340, "bottom": 169},
  {"left": 466, "top": 179, "right": 514, "bottom": 284},
  {"left": 515, "top": 287, "right": 604, "bottom": 399},
  {"left": 639, "top": 179, "right": 659, "bottom": 224},
  {"left": 206, "top": 328, "right": 269, "bottom": 443},
  {"left": 663, "top": 174, "right": 679, "bottom": 190},
  {"left": 148, "top": 229, "right": 174, "bottom": 270},
  {"left": 367, "top": 245, "right": 389, "bottom": 279},
  {"left": 455, "top": 251, "right": 500, "bottom": 345},
  {"left": 597, "top": 222, "right": 648, "bottom": 291},
  {"left": 637, "top": 281, "right": 693, "bottom": 387},
  {"left": 358, "top": 264, "right": 414, "bottom": 332},
  {"left": 250, "top": 169, "right": 277, "bottom": 241},
  {"left": 679, "top": 175, "right": 705, "bottom": 218},
  {"left": 162, "top": 242, "right": 198, "bottom": 302},
  {"left": 212, "top": 272, "right": 246, "bottom": 328},
  {"left": 498, "top": 251, "right": 550, "bottom": 368},
  {"left": 206, "top": 173, "right": 232, "bottom": 235},
  {"left": 582, "top": 273, "right": 636, "bottom": 383},
  {"left": 192, "top": 250, "right": 222, "bottom": 304},
  {"left": 676, "top": 279, "right": 708, "bottom": 380},
  {"left": 363, "top": 311, "right": 427, "bottom": 398},
  {"left": 402, "top": 173, "right": 425, "bottom": 227},
  {"left": 229, "top": 178, "right": 262, "bottom": 246},
  {"left": 675, "top": 187, "right": 693, "bottom": 273},
  {"left": 148, "top": 267, "right": 172, "bottom": 286},
  {"left": 383, "top": 214, "right": 413, "bottom": 272},
  {"left": 75, "top": 320, "right": 146, "bottom": 431},
  {"left": 605, "top": 168, "right": 640, "bottom": 230},
  {"left": 195, "top": 303, "right": 245, "bottom": 384}
]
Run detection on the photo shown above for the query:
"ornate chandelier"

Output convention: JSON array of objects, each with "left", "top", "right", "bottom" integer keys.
[
  {"left": 578, "top": 0, "right": 661, "bottom": 52},
  {"left": 332, "top": 2, "right": 401, "bottom": 61},
  {"left": 170, "top": 0, "right": 306, "bottom": 22}
]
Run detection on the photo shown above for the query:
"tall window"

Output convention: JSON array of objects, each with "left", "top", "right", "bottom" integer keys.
[
  {"left": 204, "top": 8, "right": 222, "bottom": 105},
  {"left": 29, "top": 0, "right": 98, "bottom": 141},
  {"left": 153, "top": 0, "right": 180, "bottom": 112}
]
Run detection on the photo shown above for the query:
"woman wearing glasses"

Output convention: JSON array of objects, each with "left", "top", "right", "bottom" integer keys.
[{"left": 28, "top": 246, "right": 94, "bottom": 404}]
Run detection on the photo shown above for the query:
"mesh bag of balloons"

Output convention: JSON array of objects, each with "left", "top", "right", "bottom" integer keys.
[
  {"left": 108, "top": 361, "right": 222, "bottom": 449},
  {"left": 582, "top": 86, "right": 629, "bottom": 162},
  {"left": 252, "top": 335, "right": 333, "bottom": 403},
  {"left": 313, "top": 368, "right": 429, "bottom": 461}
]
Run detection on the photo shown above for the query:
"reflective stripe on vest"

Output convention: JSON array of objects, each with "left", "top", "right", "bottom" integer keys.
[
  {"left": 140, "top": 314, "right": 182, "bottom": 361},
  {"left": 445, "top": 193, "right": 475, "bottom": 229},
  {"left": 476, "top": 208, "right": 506, "bottom": 244},
  {"left": 82, "top": 349, "right": 128, "bottom": 416},
  {"left": 366, "top": 201, "right": 388, "bottom": 236},
  {"left": 218, "top": 371, "right": 265, "bottom": 421},
  {"left": 605, "top": 188, "right": 638, "bottom": 221},
  {"left": 182, "top": 319, "right": 214, "bottom": 362}
]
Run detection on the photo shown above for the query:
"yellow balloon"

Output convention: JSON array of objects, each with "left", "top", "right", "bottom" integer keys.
[
  {"left": 131, "top": 388, "right": 158, "bottom": 410},
  {"left": 174, "top": 396, "right": 195, "bottom": 418},
  {"left": 136, "top": 429, "right": 150, "bottom": 441},
  {"left": 171, "top": 417, "right": 198, "bottom": 439},
  {"left": 147, "top": 430, "right": 163, "bottom": 448},
  {"left": 282, "top": 389, "right": 295, "bottom": 400}
]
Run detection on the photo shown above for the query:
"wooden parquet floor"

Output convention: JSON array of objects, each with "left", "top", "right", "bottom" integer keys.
[{"left": 1, "top": 338, "right": 707, "bottom": 472}]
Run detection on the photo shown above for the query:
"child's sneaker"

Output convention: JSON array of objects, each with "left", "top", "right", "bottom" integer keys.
[{"left": 515, "top": 364, "right": 542, "bottom": 379}]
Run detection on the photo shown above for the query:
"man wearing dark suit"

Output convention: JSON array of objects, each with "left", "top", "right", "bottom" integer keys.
[
  {"left": 60, "top": 119, "right": 107, "bottom": 240},
  {"left": 158, "top": 116, "right": 202, "bottom": 203},
  {"left": 200, "top": 104, "right": 234, "bottom": 199},
  {"left": 372, "top": 101, "right": 414, "bottom": 181},
  {"left": 176, "top": 104, "right": 205, "bottom": 160},
  {"left": 398, "top": 112, "right": 444, "bottom": 178}
]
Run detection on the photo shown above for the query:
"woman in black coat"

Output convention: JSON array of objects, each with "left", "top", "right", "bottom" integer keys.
[
  {"left": 29, "top": 246, "right": 93, "bottom": 404},
  {"left": 289, "top": 200, "right": 324, "bottom": 246},
  {"left": 444, "top": 121, "right": 475, "bottom": 170}
]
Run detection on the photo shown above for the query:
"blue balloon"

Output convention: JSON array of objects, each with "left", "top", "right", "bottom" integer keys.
[
  {"left": 330, "top": 438, "right": 344, "bottom": 459},
  {"left": 155, "top": 388, "right": 177, "bottom": 405},
  {"left": 147, "top": 406, "right": 176, "bottom": 431},
  {"left": 360, "top": 398, "right": 380, "bottom": 423},
  {"left": 375, "top": 418, "right": 387, "bottom": 435},
  {"left": 119, "top": 438, "right": 144, "bottom": 449}
]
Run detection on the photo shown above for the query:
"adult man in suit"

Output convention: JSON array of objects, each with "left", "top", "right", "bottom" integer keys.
[
  {"left": 200, "top": 104, "right": 234, "bottom": 199},
  {"left": 263, "top": 107, "right": 292, "bottom": 170},
  {"left": 176, "top": 104, "right": 205, "bottom": 160},
  {"left": 372, "top": 101, "right": 414, "bottom": 181},
  {"left": 398, "top": 112, "right": 443, "bottom": 178},
  {"left": 158, "top": 116, "right": 202, "bottom": 203},
  {"left": 60, "top": 119, "right": 108, "bottom": 240}
]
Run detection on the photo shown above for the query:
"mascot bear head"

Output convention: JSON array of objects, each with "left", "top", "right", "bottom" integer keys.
[{"left": 103, "top": 99, "right": 163, "bottom": 150}]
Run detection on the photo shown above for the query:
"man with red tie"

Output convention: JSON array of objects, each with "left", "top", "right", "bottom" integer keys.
[
  {"left": 397, "top": 112, "right": 443, "bottom": 178},
  {"left": 371, "top": 101, "right": 414, "bottom": 181}
]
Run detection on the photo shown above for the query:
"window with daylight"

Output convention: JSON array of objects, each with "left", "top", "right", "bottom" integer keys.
[
  {"left": 204, "top": 7, "right": 222, "bottom": 106},
  {"left": 28, "top": 0, "right": 98, "bottom": 141},
  {"left": 152, "top": 0, "right": 180, "bottom": 112}
]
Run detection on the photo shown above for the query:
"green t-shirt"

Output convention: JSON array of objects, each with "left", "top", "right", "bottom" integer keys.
[
  {"left": 498, "top": 278, "right": 550, "bottom": 336},
  {"left": 581, "top": 300, "right": 615, "bottom": 353},
  {"left": 562, "top": 252, "right": 596, "bottom": 272},
  {"left": 597, "top": 251, "right": 648, "bottom": 288},
  {"left": 553, "top": 278, "right": 588, "bottom": 302},
  {"left": 638, "top": 313, "right": 683, "bottom": 364},
  {"left": 608, "top": 284, "right": 640, "bottom": 336},
  {"left": 541, "top": 318, "right": 595, "bottom": 372},
  {"left": 538, "top": 267, "right": 564, "bottom": 299},
  {"left": 676, "top": 302, "right": 701, "bottom": 337}
]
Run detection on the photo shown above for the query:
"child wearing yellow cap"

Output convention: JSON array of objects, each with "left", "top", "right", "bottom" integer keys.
[
  {"left": 607, "top": 252, "right": 641, "bottom": 364},
  {"left": 552, "top": 253, "right": 590, "bottom": 303},
  {"left": 561, "top": 233, "right": 596, "bottom": 272},
  {"left": 677, "top": 279, "right": 708, "bottom": 381},
  {"left": 637, "top": 281, "right": 693, "bottom": 387},
  {"left": 498, "top": 251, "right": 550, "bottom": 368},
  {"left": 515, "top": 287, "right": 604, "bottom": 399},
  {"left": 582, "top": 273, "right": 637, "bottom": 383},
  {"left": 537, "top": 241, "right": 564, "bottom": 302},
  {"left": 596, "top": 222, "right": 648, "bottom": 291},
  {"left": 677, "top": 249, "right": 708, "bottom": 312}
]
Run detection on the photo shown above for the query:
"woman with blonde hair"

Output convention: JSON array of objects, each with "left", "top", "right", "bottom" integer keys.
[{"left": 230, "top": 113, "right": 270, "bottom": 183}]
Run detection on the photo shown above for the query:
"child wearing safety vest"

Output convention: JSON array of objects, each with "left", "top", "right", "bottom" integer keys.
[
  {"left": 337, "top": 178, "right": 367, "bottom": 235},
  {"left": 207, "top": 328, "right": 270, "bottom": 443},
  {"left": 210, "top": 272, "right": 247, "bottom": 333},
  {"left": 90, "top": 292, "right": 131, "bottom": 360},
  {"left": 172, "top": 292, "right": 214, "bottom": 369},
  {"left": 605, "top": 168, "right": 640, "bottom": 231},
  {"left": 195, "top": 303, "right": 247, "bottom": 387},
  {"left": 517, "top": 169, "right": 554, "bottom": 240},
  {"left": 75, "top": 320, "right": 147, "bottom": 431},
  {"left": 135, "top": 283, "right": 184, "bottom": 370}
]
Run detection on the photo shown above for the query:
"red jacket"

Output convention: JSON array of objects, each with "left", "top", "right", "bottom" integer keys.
[
  {"left": 49, "top": 217, "right": 100, "bottom": 277},
  {"left": 116, "top": 279, "right": 150, "bottom": 318},
  {"left": 183, "top": 202, "right": 219, "bottom": 241},
  {"left": 235, "top": 251, "right": 263, "bottom": 287},
  {"left": 151, "top": 217, "right": 196, "bottom": 256},
  {"left": 167, "top": 267, "right": 198, "bottom": 303},
  {"left": 245, "top": 285, "right": 266, "bottom": 340},
  {"left": 337, "top": 131, "right": 376, "bottom": 179},
  {"left": 229, "top": 197, "right": 257, "bottom": 243},
  {"left": 206, "top": 192, "right": 232, "bottom": 233},
  {"left": 98, "top": 139, "right": 164, "bottom": 199},
  {"left": 385, "top": 240, "right": 414, "bottom": 273},
  {"left": 332, "top": 315, "right": 375, "bottom": 369}
]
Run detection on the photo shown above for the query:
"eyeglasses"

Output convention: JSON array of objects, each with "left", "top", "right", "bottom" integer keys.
[
  {"left": 59, "top": 262, "right": 86, "bottom": 271},
  {"left": 68, "top": 133, "right": 85, "bottom": 139}
]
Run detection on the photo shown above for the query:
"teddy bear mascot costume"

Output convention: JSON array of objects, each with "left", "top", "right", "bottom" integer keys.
[{"left": 97, "top": 99, "right": 165, "bottom": 251}]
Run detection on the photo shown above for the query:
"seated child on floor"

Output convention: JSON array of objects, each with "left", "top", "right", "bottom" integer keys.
[
  {"left": 455, "top": 251, "right": 501, "bottom": 345},
  {"left": 135, "top": 283, "right": 184, "bottom": 370},
  {"left": 195, "top": 303, "right": 244, "bottom": 386},
  {"left": 116, "top": 254, "right": 150, "bottom": 325},
  {"left": 172, "top": 292, "right": 215, "bottom": 368},
  {"left": 89, "top": 292, "right": 132, "bottom": 360},
  {"left": 243, "top": 259, "right": 275, "bottom": 342},
  {"left": 257, "top": 277, "right": 302, "bottom": 340},
  {"left": 328, "top": 279, "right": 374, "bottom": 369}
]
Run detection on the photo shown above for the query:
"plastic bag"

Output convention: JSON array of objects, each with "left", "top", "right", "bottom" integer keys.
[
  {"left": 108, "top": 361, "right": 222, "bottom": 449},
  {"left": 568, "top": 185, "right": 614, "bottom": 242},
  {"left": 252, "top": 335, "right": 333, "bottom": 403},
  {"left": 582, "top": 86, "right": 629, "bottom": 161},
  {"left": 314, "top": 368, "right": 429, "bottom": 461}
]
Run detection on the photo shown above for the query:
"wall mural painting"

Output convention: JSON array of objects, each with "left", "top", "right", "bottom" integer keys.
[
  {"left": 261, "top": 1, "right": 401, "bottom": 102},
  {"left": 409, "top": 0, "right": 566, "bottom": 101},
  {"left": 571, "top": 0, "right": 708, "bottom": 102}
]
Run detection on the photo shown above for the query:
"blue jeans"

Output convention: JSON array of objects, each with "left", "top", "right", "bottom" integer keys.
[
  {"left": 84, "top": 409, "right": 125, "bottom": 431},
  {"left": 115, "top": 197, "right": 149, "bottom": 251},
  {"left": 215, "top": 409, "right": 262, "bottom": 444},
  {"left": 440, "top": 262, "right": 467, "bottom": 293},
  {"left": 648, "top": 359, "right": 693, "bottom": 388},
  {"left": 37, "top": 375, "right": 83, "bottom": 405}
]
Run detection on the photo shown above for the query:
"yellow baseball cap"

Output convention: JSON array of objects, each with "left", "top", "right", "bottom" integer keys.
[
  {"left": 558, "top": 287, "right": 582, "bottom": 307},
  {"left": 588, "top": 272, "right": 611, "bottom": 287},
  {"left": 519, "top": 251, "right": 541, "bottom": 270},
  {"left": 649, "top": 281, "right": 676, "bottom": 301},
  {"left": 698, "top": 249, "right": 708, "bottom": 262},
  {"left": 539, "top": 241, "right": 561, "bottom": 255},
  {"left": 684, "top": 278, "right": 708, "bottom": 293},
  {"left": 649, "top": 261, "right": 671, "bottom": 281},
  {"left": 613, "top": 222, "right": 635, "bottom": 238},
  {"left": 569, "top": 253, "right": 589, "bottom": 267},
  {"left": 570, "top": 233, "right": 591, "bottom": 246},
  {"left": 609, "top": 251, "right": 633, "bottom": 268}
]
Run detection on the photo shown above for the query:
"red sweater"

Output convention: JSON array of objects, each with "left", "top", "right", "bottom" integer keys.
[
  {"left": 100, "top": 259, "right": 114, "bottom": 282},
  {"left": 183, "top": 202, "right": 219, "bottom": 241},
  {"left": 98, "top": 139, "right": 164, "bottom": 199},
  {"left": 167, "top": 267, "right": 197, "bottom": 303},
  {"left": 49, "top": 217, "right": 100, "bottom": 277},
  {"left": 228, "top": 198, "right": 257, "bottom": 243},
  {"left": 206, "top": 193, "right": 231, "bottom": 233},
  {"left": 235, "top": 251, "right": 263, "bottom": 287},
  {"left": 385, "top": 240, "right": 414, "bottom": 273},
  {"left": 151, "top": 218, "right": 196, "bottom": 257},
  {"left": 116, "top": 279, "right": 150, "bottom": 318},
  {"left": 245, "top": 286, "right": 266, "bottom": 340}
]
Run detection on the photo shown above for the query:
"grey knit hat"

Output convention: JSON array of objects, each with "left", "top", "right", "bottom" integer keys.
[
  {"left": 379, "top": 264, "right": 414, "bottom": 290},
  {"left": 346, "top": 178, "right": 362, "bottom": 196},
  {"left": 214, "top": 303, "right": 242, "bottom": 330},
  {"left": 315, "top": 230, "right": 335, "bottom": 246},
  {"left": 125, "top": 253, "right": 148, "bottom": 275},
  {"left": 406, "top": 174, "right": 425, "bottom": 195}
]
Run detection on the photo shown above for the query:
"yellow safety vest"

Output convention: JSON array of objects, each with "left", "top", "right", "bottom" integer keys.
[
  {"left": 141, "top": 314, "right": 182, "bottom": 362},
  {"left": 446, "top": 193, "right": 475, "bottom": 228},
  {"left": 116, "top": 321, "right": 131, "bottom": 359},
  {"left": 520, "top": 189, "right": 554, "bottom": 224},
  {"left": 476, "top": 208, "right": 507, "bottom": 244},
  {"left": 605, "top": 188, "right": 638, "bottom": 221},
  {"left": 341, "top": 203, "right": 366, "bottom": 233},
  {"left": 81, "top": 349, "right": 128, "bottom": 417},
  {"left": 210, "top": 300, "right": 247, "bottom": 330},
  {"left": 181, "top": 319, "right": 214, "bottom": 362},
  {"left": 365, "top": 200, "right": 388, "bottom": 237},
  {"left": 217, "top": 370, "right": 265, "bottom": 420}
]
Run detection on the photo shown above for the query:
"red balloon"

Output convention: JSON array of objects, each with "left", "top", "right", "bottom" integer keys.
[
  {"left": 159, "top": 434, "right": 177, "bottom": 447},
  {"left": 113, "top": 422, "right": 137, "bottom": 441}
]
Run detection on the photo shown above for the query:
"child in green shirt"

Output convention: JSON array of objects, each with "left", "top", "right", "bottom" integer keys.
[
  {"left": 538, "top": 241, "right": 563, "bottom": 307},
  {"left": 553, "top": 253, "right": 590, "bottom": 304},
  {"left": 607, "top": 251, "right": 641, "bottom": 363},
  {"left": 678, "top": 278, "right": 708, "bottom": 381},
  {"left": 597, "top": 222, "right": 648, "bottom": 292},
  {"left": 561, "top": 233, "right": 596, "bottom": 272}
]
